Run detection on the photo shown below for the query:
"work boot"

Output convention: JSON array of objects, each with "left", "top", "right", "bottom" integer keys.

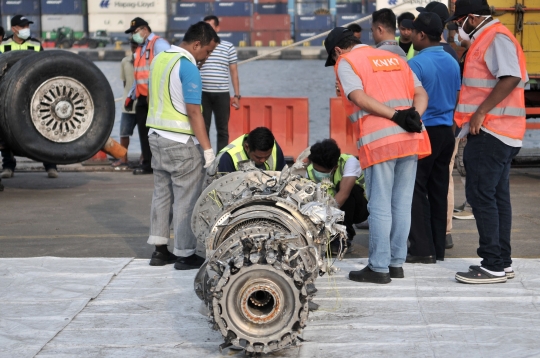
[
  {"left": 349, "top": 266, "right": 391, "bottom": 284},
  {"left": 389, "top": 266, "right": 404, "bottom": 278},
  {"left": 149, "top": 250, "right": 178, "bottom": 266},
  {"left": 1, "top": 168, "right": 13, "bottom": 178},
  {"left": 174, "top": 254, "right": 205, "bottom": 270},
  {"left": 47, "top": 168, "right": 59, "bottom": 178},
  {"left": 445, "top": 234, "right": 454, "bottom": 249}
]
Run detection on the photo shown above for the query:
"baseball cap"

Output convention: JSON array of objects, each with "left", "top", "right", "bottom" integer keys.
[
  {"left": 11, "top": 15, "right": 33, "bottom": 27},
  {"left": 417, "top": 2, "right": 450, "bottom": 23},
  {"left": 446, "top": 0, "right": 491, "bottom": 22},
  {"left": 402, "top": 12, "right": 443, "bottom": 37},
  {"left": 324, "top": 27, "right": 356, "bottom": 67},
  {"left": 125, "top": 17, "right": 149, "bottom": 34}
]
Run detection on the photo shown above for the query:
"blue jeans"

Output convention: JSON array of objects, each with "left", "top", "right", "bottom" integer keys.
[
  {"left": 464, "top": 130, "right": 520, "bottom": 271},
  {"left": 364, "top": 155, "right": 418, "bottom": 273}
]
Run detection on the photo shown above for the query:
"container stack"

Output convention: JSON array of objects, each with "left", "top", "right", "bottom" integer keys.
[
  {"left": 41, "top": 0, "right": 87, "bottom": 41},
  {"left": 1, "top": 0, "right": 41, "bottom": 38},
  {"left": 88, "top": 0, "right": 167, "bottom": 42},
  {"left": 295, "top": 14, "right": 332, "bottom": 46},
  {"left": 168, "top": 0, "right": 212, "bottom": 44},
  {"left": 336, "top": 0, "right": 375, "bottom": 45},
  {"left": 251, "top": 0, "right": 290, "bottom": 47},
  {"left": 214, "top": 1, "right": 252, "bottom": 46}
]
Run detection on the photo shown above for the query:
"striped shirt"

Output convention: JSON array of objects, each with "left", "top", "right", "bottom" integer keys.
[{"left": 200, "top": 40, "right": 237, "bottom": 92}]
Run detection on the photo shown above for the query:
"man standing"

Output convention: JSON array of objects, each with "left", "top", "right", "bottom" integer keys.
[
  {"left": 125, "top": 17, "right": 170, "bottom": 175},
  {"left": 417, "top": 3, "right": 459, "bottom": 61},
  {"left": 396, "top": 12, "right": 416, "bottom": 59},
  {"left": 145, "top": 22, "right": 219, "bottom": 270},
  {"left": 347, "top": 24, "right": 362, "bottom": 39},
  {"left": 0, "top": 15, "right": 58, "bottom": 179},
  {"left": 372, "top": 8, "right": 407, "bottom": 60},
  {"left": 448, "top": 0, "right": 528, "bottom": 284},
  {"left": 325, "top": 27, "right": 430, "bottom": 284},
  {"left": 404, "top": 13, "right": 461, "bottom": 264},
  {"left": 201, "top": 15, "right": 241, "bottom": 152}
]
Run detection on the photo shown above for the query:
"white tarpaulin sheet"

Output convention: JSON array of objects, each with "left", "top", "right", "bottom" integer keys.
[
  {"left": 0, "top": 257, "right": 132, "bottom": 358},
  {"left": 2, "top": 258, "right": 540, "bottom": 357}
]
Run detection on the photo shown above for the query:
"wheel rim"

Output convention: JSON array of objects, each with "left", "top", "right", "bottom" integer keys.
[{"left": 30, "top": 76, "right": 94, "bottom": 143}]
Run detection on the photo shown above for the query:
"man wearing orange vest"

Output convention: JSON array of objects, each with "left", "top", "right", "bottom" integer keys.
[
  {"left": 125, "top": 17, "right": 171, "bottom": 175},
  {"left": 325, "top": 27, "right": 431, "bottom": 284},
  {"left": 447, "top": 0, "right": 528, "bottom": 284}
]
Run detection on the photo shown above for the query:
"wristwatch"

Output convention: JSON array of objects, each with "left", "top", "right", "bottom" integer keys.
[{"left": 234, "top": 95, "right": 241, "bottom": 99}]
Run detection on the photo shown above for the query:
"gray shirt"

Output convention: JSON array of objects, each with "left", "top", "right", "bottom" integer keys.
[
  {"left": 337, "top": 45, "right": 422, "bottom": 98},
  {"left": 376, "top": 40, "right": 407, "bottom": 61}
]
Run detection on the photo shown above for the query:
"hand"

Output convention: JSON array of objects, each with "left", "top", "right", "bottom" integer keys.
[
  {"left": 469, "top": 111, "right": 485, "bottom": 135},
  {"left": 405, "top": 108, "right": 423, "bottom": 133},
  {"left": 231, "top": 96, "right": 240, "bottom": 110},
  {"left": 124, "top": 97, "right": 134, "bottom": 111},
  {"left": 335, "top": 79, "right": 341, "bottom": 97},
  {"left": 203, "top": 149, "right": 215, "bottom": 169}
]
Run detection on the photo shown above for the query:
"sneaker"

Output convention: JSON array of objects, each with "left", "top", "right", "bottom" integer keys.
[
  {"left": 174, "top": 254, "right": 205, "bottom": 270},
  {"left": 349, "top": 266, "right": 391, "bottom": 284},
  {"left": 453, "top": 210, "right": 475, "bottom": 220},
  {"left": 455, "top": 265, "right": 507, "bottom": 284},
  {"left": 445, "top": 234, "right": 454, "bottom": 249},
  {"left": 149, "top": 251, "right": 178, "bottom": 266},
  {"left": 1, "top": 169, "right": 13, "bottom": 178},
  {"left": 354, "top": 220, "right": 369, "bottom": 229},
  {"left": 389, "top": 266, "right": 404, "bottom": 279},
  {"left": 47, "top": 168, "right": 58, "bottom": 178},
  {"left": 406, "top": 255, "right": 436, "bottom": 264},
  {"left": 504, "top": 267, "right": 515, "bottom": 279},
  {"left": 453, "top": 202, "right": 466, "bottom": 212}
]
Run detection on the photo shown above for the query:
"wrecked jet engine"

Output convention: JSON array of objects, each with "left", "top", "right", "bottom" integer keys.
[{"left": 192, "top": 163, "right": 347, "bottom": 355}]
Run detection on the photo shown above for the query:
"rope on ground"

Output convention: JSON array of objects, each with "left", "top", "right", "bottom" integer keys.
[{"left": 238, "top": 1, "right": 411, "bottom": 65}]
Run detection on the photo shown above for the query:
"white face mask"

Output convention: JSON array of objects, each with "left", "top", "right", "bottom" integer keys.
[
  {"left": 458, "top": 15, "right": 491, "bottom": 42},
  {"left": 17, "top": 28, "right": 30, "bottom": 40},
  {"left": 453, "top": 33, "right": 462, "bottom": 47}
]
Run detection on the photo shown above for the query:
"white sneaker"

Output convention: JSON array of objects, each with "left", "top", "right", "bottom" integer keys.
[
  {"left": 47, "top": 169, "right": 58, "bottom": 178},
  {"left": 453, "top": 210, "right": 475, "bottom": 220},
  {"left": 1, "top": 169, "right": 13, "bottom": 178}
]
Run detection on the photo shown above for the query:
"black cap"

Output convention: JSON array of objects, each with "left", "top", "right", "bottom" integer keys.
[
  {"left": 446, "top": 0, "right": 491, "bottom": 22},
  {"left": 11, "top": 15, "right": 33, "bottom": 27},
  {"left": 125, "top": 17, "right": 149, "bottom": 34},
  {"left": 324, "top": 27, "right": 355, "bottom": 67},
  {"left": 417, "top": 2, "right": 450, "bottom": 22},
  {"left": 402, "top": 12, "right": 443, "bottom": 37}
]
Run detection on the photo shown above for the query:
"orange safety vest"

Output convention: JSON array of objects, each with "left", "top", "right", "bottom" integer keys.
[
  {"left": 134, "top": 36, "right": 160, "bottom": 98},
  {"left": 454, "top": 22, "right": 527, "bottom": 140},
  {"left": 335, "top": 46, "right": 431, "bottom": 169}
]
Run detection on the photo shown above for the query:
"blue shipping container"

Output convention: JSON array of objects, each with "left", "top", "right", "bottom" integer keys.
[
  {"left": 1, "top": 0, "right": 40, "bottom": 15},
  {"left": 216, "top": 31, "right": 249, "bottom": 46},
  {"left": 296, "top": 2, "right": 327, "bottom": 16},
  {"left": 255, "top": 3, "right": 288, "bottom": 15},
  {"left": 40, "top": 0, "right": 85, "bottom": 15},
  {"left": 366, "top": 1, "right": 375, "bottom": 14},
  {"left": 168, "top": 14, "right": 206, "bottom": 31},
  {"left": 360, "top": 28, "right": 374, "bottom": 45},
  {"left": 295, "top": 15, "right": 332, "bottom": 30},
  {"left": 295, "top": 31, "right": 324, "bottom": 46},
  {"left": 336, "top": 13, "right": 371, "bottom": 27},
  {"left": 2, "top": 14, "right": 41, "bottom": 34},
  {"left": 176, "top": 2, "right": 212, "bottom": 16},
  {"left": 335, "top": 3, "right": 361, "bottom": 14},
  {"left": 213, "top": 2, "right": 252, "bottom": 17}
]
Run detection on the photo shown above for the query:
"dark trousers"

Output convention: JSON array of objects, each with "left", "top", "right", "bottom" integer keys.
[
  {"left": 464, "top": 130, "right": 520, "bottom": 271},
  {"left": 408, "top": 126, "right": 455, "bottom": 260},
  {"left": 338, "top": 182, "right": 369, "bottom": 239},
  {"left": 135, "top": 96, "right": 152, "bottom": 171},
  {"left": 2, "top": 149, "right": 56, "bottom": 171},
  {"left": 202, "top": 91, "right": 230, "bottom": 152}
]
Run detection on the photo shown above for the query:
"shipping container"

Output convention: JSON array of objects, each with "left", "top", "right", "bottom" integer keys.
[
  {"left": 175, "top": 2, "right": 212, "bottom": 15},
  {"left": 41, "top": 0, "right": 85, "bottom": 15},
  {"left": 167, "top": 31, "right": 185, "bottom": 45},
  {"left": 217, "top": 31, "right": 249, "bottom": 46},
  {"left": 258, "top": 0, "right": 287, "bottom": 3},
  {"left": 218, "top": 16, "right": 251, "bottom": 32},
  {"left": 366, "top": 0, "right": 375, "bottom": 14},
  {"left": 252, "top": 13, "right": 290, "bottom": 31},
  {"left": 294, "top": 31, "right": 324, "bottom": 46},
  {"left": 336, "top": 13, "right": 364, "bottom": 27},
  {"left": 2, "top": 14, "right": 41, "bottom": 35},
  {"left": 335, "top": 2, "right": 361, "bottom": 14},
  {"left": 88, "top": 0, "right": 167, "bottom": 14},
  {"left": 360, "top": 26, "right": 373, "bottom": 45},
  {"left": 41, "top": 14, "right": 85, "bottom": 31},
  {"left": 255, "top": 3, "right": 287, "bottom": 14},
  {"left": 168, "top": 14, "right": 205, "bottom": 31},
  {"left": 295, "top": 15, "right": 332, "bottom": 30},
  {"left": 89, "top": 13, "right": 166, "bottom": 33},
  {"left": 1, "top": 0, "right": 40, "bottom": 15},
  {"left": 213, "top": 2, "right": 252, "bottom": 17},
  {"left": 251, "top": 30, "right": 290, "bottom": 46},
  {"left": 295, "top": 2, "right": 328, "bottom": 16}
]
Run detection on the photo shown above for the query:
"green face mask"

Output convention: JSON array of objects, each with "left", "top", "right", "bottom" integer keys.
[
  {"left": 132, "top": 32, "right": 145, "bottom": 44},
  {"left": 312, "top": 168, "right": 332, "bottom": 183}
]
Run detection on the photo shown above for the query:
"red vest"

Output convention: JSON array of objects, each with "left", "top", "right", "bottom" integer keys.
[
  {"left": 336, "top": 46, "right": 431, "bottom": 169},
  {"left": 455, "top": 22, "right": 527, "bottom": 140},
  {"left": 134, "top": 36, "right": 160, "bottom": 98}
]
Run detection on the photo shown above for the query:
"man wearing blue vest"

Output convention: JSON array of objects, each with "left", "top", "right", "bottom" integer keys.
[
  {"left": 307, "top": 139, "right": 368, "bottom": 252},
  {"left": 145, "top": 22, "right": 219, "bottom": 270},
  {"left": 216, "top": 127, "right": 286, "bottom": 173}
]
